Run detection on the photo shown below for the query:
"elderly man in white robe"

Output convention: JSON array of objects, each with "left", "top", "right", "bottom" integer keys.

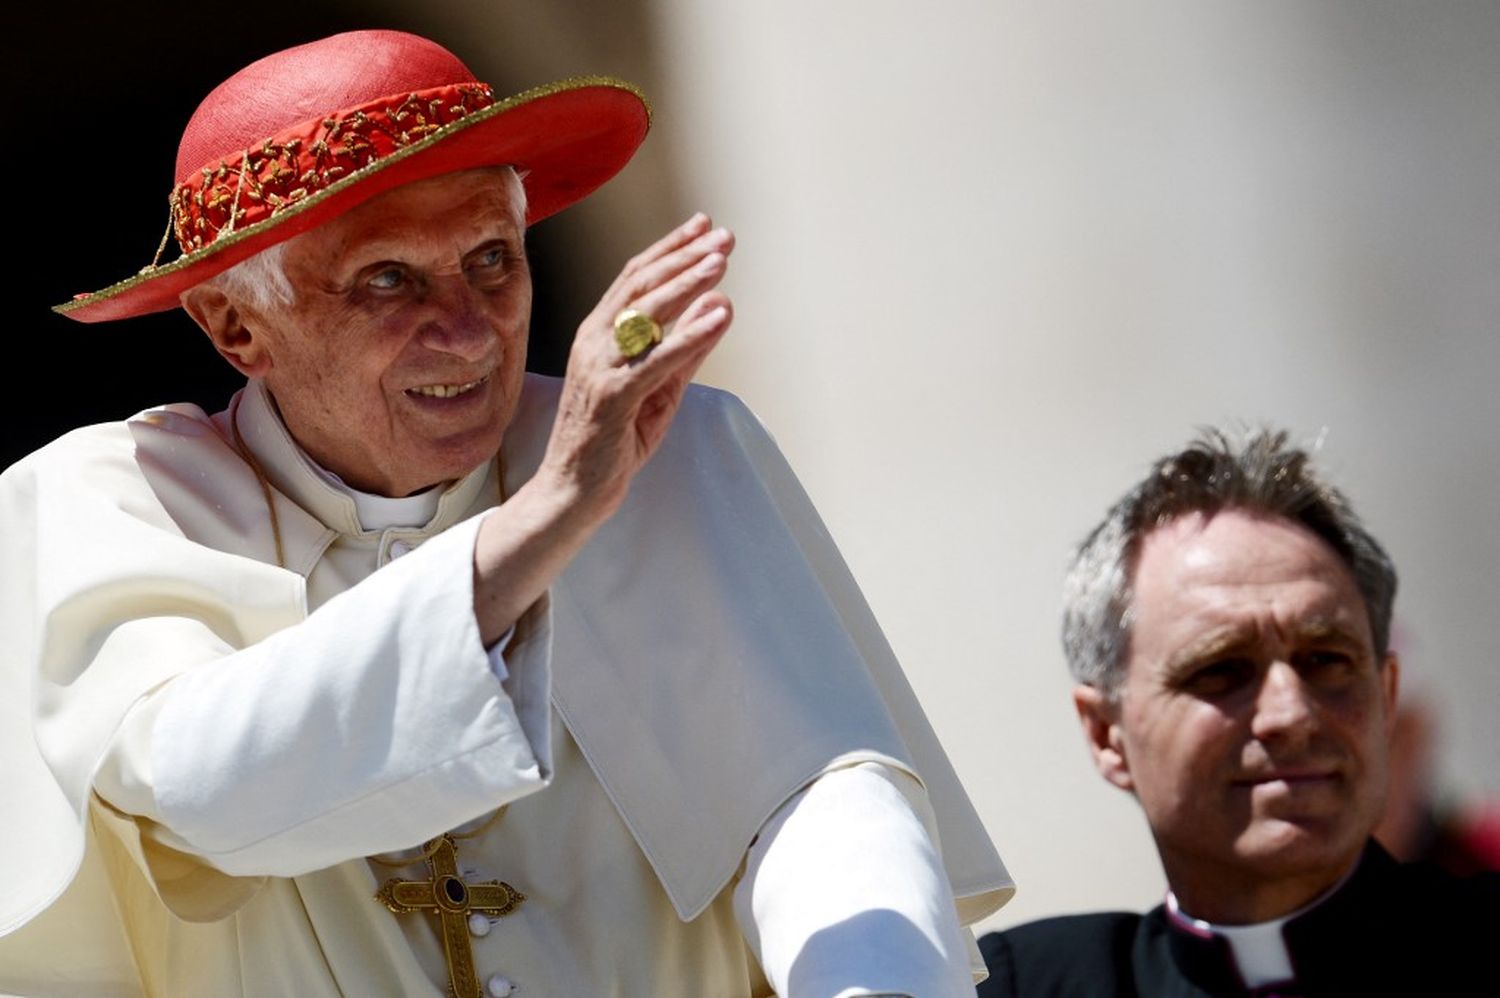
[{"left": 0, "top": 29, "right": 1011, "bottom": 998}]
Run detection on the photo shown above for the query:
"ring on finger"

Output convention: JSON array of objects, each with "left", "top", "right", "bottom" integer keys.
[{"left": 613, "top": 308, "right": 663, "bottom": 360}]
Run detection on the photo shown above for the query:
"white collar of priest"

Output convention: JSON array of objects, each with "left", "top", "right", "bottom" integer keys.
[
  {"left": 309, "top": 462, "right": 443, "bottom": 530},
  {"left": 1165, "top": 863, "right": 1355, "bottom": 989},
  {"left": 235, "top": 379, "right": 489, "bottom": 535}
]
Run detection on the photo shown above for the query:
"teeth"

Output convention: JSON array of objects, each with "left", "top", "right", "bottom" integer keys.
[{"left": 409, "top": 377, "right": 486, "bottom": 399}]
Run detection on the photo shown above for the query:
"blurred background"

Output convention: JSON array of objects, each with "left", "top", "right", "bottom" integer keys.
[{"left": 11, "top": 0, "right": 1499, "bottom": 932}]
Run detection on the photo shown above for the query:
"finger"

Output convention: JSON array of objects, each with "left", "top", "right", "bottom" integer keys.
[
  {"left": 611, "top": 213, "right": 713, "bottom": 287},
  {"left": 584, "top": 238, "right": 729, "bottom": 372},
  {"left": 665, "top": 291, "right": 733, "bottom": 355},
  {"left": 624, "top": 292, "right": 732, "bottom": 380},
  {"left": 608, "top": 226, "right": 735, "bottom": 313},
  {"left": 620, "top": 248, "right": 730, "bottom": 336},
  {"left": 662, "top": 298, "right": 732, "bottom": 382},
  {"left": 628, "top": 299, "right": 734, "bottom": 443}
]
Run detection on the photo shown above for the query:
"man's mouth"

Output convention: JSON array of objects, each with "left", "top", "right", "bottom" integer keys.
[
  {"left": 406, "top": 375, "right": 488, "bottom": 399},
  {"left": 1234, "top": 768, "right": 1338, "bottom": 787}
]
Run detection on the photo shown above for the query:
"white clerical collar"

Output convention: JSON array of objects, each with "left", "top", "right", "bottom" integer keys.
[
  {"left": 232, "top": 379, "right": 493, "bottom": 537},
  {"left": 308, "top": 462, "right": 443, "bottom": 531},
  {"left": 1166, "top": 866, "right": 1353, "bottom": 989}
]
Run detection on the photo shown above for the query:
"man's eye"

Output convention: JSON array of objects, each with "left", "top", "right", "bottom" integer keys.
[
  {"left": 470, "top": 247, "right": 507, "bottom": 270},
  {"left": 369, "top": 268, "right": 405, "bottom": 290},
  {"left": 1183, "top": 658, "right": 1256, "bottom": 697},
  {"left": 1299, "top": 649, "right": 1357, "bottom": 685}
]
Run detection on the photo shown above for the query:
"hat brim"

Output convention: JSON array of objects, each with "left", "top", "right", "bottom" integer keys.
[{"left": 56, "top": 77, "right": 649, "bottom": 324}]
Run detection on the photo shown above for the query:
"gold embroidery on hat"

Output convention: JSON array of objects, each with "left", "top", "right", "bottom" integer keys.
[{"left": 169, "top": 84, "right": 495, "bottom": 253}]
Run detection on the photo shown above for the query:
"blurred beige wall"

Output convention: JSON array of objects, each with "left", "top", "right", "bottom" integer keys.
[{"left": 388, "top": 0, "right": 1500, "bottom": 930}]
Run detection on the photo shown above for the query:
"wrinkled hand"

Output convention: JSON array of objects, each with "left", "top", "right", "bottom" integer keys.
[
  {"left": 541, "top": 212, "right": 735, "bottom": 519},
  {"left": 471, "top": 214, "right": 734, "bottom": 642}
]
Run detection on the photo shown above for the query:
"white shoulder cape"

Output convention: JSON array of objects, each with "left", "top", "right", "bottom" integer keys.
[{"left": 0, "top": 374, "right": 1013, "bottom": 933}]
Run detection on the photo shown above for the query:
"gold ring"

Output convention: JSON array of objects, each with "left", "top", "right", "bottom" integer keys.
[{"left": 613, "top": 309, "right": 663, "bottom": 359}]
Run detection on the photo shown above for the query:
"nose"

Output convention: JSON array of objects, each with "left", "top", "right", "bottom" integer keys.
[
  {"left": 1249, "top": 660, "right": 1318, "bottom": 743},
  {"left": 417, "top": 277, "right": 495, "bottom": 362}
]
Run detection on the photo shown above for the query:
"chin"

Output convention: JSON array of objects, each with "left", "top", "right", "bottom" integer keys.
[
  {"left": 1237, "top": 819, "right": 1366, "bottom": 877},
  {"left": 417, "top": 439, "right": 503, "bottom": 489}
]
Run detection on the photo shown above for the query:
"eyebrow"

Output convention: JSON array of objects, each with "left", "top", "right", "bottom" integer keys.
[
  {"left": 344, "top": 230, "right": 519, "bottom": 266},
  {"left": 1166, "top": 613, "right": 1367, "bottom": 674},
  {"left": 1166, "top": 628, "right": 1256, "bottom": 674},
  {"left": 1289, "top": 616, "right": 1365, "bottom": 644}
]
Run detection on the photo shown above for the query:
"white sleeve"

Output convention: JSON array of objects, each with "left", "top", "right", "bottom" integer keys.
[
  {"left": 733, "top": 762, "right": 975, "bottom": 998},
  {"left": 93, "top": 509, "right": 553, "bottom": 879}
]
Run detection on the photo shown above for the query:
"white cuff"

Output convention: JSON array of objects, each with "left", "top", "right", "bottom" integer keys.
[{"left": 734, "top": 762, "right": 974, "bottom": 998}]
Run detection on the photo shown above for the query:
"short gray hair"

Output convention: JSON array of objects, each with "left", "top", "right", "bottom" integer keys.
[
  {"left": 195, "top": 165, "right": 529, "bottom": 311},
  {"left": 206, "top": 240, "right": 294, "bottom": 311},
  {"left": 1062, "top": 428, "right": 1397, "bottom": 694}
]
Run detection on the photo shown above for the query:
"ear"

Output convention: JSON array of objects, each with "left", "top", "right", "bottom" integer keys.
[
  {"left": 1074, "top": 684, "right": 1135, "bottom": 793},
  {"left": 181, "top": 285, "right": 273, "bottom": 378},
  {"left": 1380, "top": 652, "right": 1401, "bottom": 735}
]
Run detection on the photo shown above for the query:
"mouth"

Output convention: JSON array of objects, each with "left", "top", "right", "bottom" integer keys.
[
  {"left": 1234, "top": 769, "right": 1339, "bottom": 788},
  {"left": 405, "top": 375, "right": 489, "bottom": 400}
]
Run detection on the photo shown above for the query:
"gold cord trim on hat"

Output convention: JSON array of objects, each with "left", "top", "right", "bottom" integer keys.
[
  {"left": 55, "top": 76, "right": 651, "bottom": 316},
  {"left": 146, "top": 203, "right": 175, "bottom": 273}
]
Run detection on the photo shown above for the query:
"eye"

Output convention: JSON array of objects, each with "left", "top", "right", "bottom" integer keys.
[
  {"left": 1181, "top": 657, "right": 1257, "bottom": 698},
  {"left": 1298, "top": 648, "right": 1358, "bottom": 687},
  {"left": 467, "top": 244, "right": 510, "bottom": 276},
  {"left": 465, "top": 244, "right": 517, "bottom": 290},
  {"left": 368, "top": 266, "right": 406, "bottom": 290}
]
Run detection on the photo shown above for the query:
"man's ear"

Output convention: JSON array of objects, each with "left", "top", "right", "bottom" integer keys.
[
  {"left": 181, "top": 285, "right": 272, "bottom": 378},
  {"left": 1074, "top": 683, "right": 1135, "bottom": 793},
  {"left": 1381, "top": 652, "right": 1401, "bottom": 735}
]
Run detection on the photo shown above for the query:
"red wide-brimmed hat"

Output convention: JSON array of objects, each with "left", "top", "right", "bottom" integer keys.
[{"left": 55, "top": 30, "right": 650, "bottom": 323}]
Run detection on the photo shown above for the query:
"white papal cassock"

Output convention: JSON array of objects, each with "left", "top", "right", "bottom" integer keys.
[{"left": 0, "top": 375, "right": 1012, "bottom": 996}]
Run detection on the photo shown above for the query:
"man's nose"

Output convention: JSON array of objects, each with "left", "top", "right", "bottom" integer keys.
[
  {"left": 1250, "top": 660, "right": 1319, "bottom": 742},
  {"left": 417, "top": 278, "right": 495, "bottom": 360}
]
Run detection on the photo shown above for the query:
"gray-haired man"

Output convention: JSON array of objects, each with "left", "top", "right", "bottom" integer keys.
[{"left": 978, "top": 429, "right": 1498, "bottom": 997}]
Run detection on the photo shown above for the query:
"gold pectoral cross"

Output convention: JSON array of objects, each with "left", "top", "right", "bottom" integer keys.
[{"left": 375, "top": 834, "right": 525, "bottom": 998}]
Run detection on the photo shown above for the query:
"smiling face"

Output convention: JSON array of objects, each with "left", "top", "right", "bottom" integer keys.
[
  {"left": 1075, "top": 509, "right": 1398, "bottom": 923},
  {"left": 198, "top": 167, "right": 532, "bottom": 497}
]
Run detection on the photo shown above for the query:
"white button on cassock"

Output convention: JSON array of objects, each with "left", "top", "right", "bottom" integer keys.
[
  {"left": 468, "top": 912, "right": 491, "bottom": 937},
  {"left": 486, "top": 974, "right": 515, "bottom": 996}
]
